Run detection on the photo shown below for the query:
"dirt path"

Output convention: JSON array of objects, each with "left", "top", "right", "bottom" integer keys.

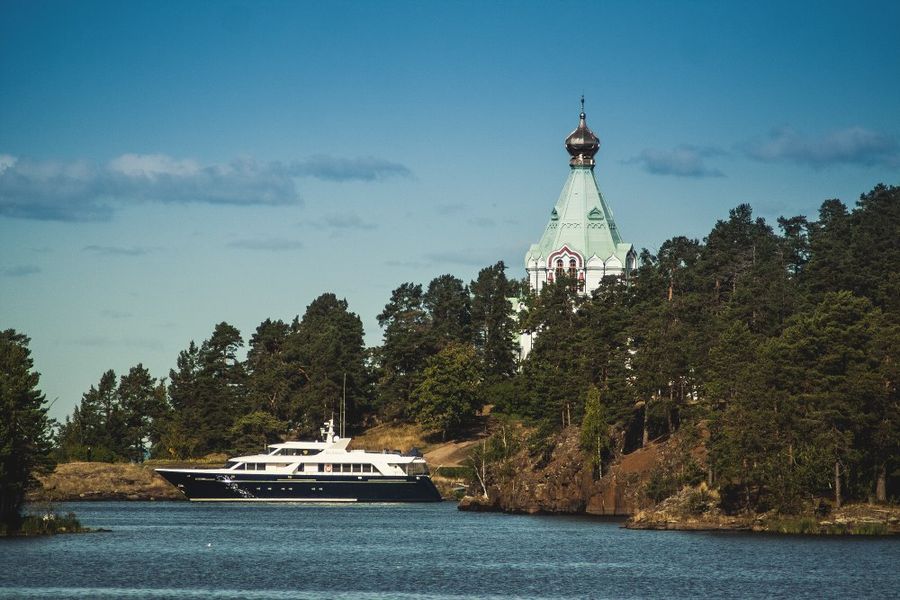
[{"left": 424, "top": 439, "right": 481, "bottom": 468}]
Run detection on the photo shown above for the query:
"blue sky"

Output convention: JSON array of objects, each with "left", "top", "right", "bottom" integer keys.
[{"left": 2, "top": 0, "right": 898, "bottom": 422}]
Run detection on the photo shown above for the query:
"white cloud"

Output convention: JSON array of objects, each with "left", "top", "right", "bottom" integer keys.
[
  {"left": 743, "top": 126, "right": 900, "bottom": 168},
  {"left": 227, "top": 238, "right": 304, "bottom": 251},
  {"left": 628, "top": 146, "right": 725, "bottom": 177},
  {"left": 108, "top": 153, "right": 201, "bottom": 177},
  {"left": 0, "top": 152, "right": 413, "bottom": 222}
]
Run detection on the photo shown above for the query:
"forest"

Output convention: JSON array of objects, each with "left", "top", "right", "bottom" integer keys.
[{"left": 39, "top": 183, "right": 900, "bottom": 512}]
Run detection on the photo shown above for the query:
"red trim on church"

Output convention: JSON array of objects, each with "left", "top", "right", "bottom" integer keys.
[{"left": 546, "top": 245, "right": 583, "bottom": 269}]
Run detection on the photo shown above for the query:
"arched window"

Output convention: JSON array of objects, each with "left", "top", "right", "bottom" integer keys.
[
  {"left": 568, "top": 258, "right": 577, "bottom": 279},
  {"left": 555, "top": 259, "right": 564, "bottom": 280}
]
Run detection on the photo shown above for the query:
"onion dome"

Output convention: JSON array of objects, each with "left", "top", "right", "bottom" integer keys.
[{"left": 565, "top": 96, "right": 600, "bottom": 167}]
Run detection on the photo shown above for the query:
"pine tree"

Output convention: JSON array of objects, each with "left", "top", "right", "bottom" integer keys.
[
  {"left": 0, "top": 330, "right": 54, "bottom": 534},
  {"left": 285, "top": 294, "right": 368, "bottom": 435},
  {"left": 471, "top": 262, "right": 518, "bottom": 380},
  {"left": 424, "top": 274, "right": 472, "bottom": 349},
  {"left": 376, "top": 283, "right": 433, "bottom": 418}
]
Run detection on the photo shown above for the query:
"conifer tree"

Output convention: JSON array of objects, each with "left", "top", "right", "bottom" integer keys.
[
  {"left": 0, "top": 330, "right": 54, "bottom": 534},
  {"left": 471, "top": 262, "right": 518, "bottom": 380}
]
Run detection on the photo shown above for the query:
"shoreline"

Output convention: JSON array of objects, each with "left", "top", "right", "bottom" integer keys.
[{"left": 458, "top": 494, "right": 900, "bottom": 535}]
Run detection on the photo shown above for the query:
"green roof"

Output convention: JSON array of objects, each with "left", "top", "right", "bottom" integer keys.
[{"left": 525, "top": 166, "right": 632, "bottom": 267}]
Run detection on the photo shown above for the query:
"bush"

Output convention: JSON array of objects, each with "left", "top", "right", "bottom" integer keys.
[
  {"left": 16, "top": 511, "right": 84, "bottom": 536},
  {"left": 645, "top": 468, "right": 679, "bottom": 504}
]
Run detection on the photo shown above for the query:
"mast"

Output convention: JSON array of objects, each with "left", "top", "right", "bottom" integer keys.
[{"left": 341, "top": 373, "right": 347, "bottom": 438}]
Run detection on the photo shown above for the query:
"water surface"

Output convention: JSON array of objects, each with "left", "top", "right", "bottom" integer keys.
[{"left": 1, "top": 501, "right": 897, "bottom": 599}]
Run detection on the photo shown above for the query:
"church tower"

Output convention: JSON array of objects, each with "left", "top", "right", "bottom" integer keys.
[{"left": 524, "top": 99, "right": 636, "bottom": 295}]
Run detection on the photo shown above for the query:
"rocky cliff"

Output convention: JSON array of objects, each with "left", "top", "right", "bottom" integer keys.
[{"left": 459, "top": 427, "right": 663, "bottom": 516}]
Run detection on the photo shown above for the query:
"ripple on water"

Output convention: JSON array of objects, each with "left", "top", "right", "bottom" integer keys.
[{"left": 1, "top": 501, "right": 897, "bottom": 600}]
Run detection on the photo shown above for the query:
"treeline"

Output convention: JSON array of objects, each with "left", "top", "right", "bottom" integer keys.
[
  {"left": 504, "top": 183, "right": 899, "bottom": 511},
  {"left": 52, "top": 184, "right": 899, "bottom": 511},
  {"left": 55, "top": 264, "right": 519, "bottom": 460}
]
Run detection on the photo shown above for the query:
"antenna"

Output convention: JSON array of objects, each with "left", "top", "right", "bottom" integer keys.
[{"left": 341, "top": 373, "right": 347, "bottom": 438}]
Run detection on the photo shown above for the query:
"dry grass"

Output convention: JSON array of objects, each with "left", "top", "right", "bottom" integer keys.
[
  {"left": 29, "top": 462, "right": 183, "bottom": 501},
  {"left": 348, "top": 423, "right": 433, "bottom": 453}
]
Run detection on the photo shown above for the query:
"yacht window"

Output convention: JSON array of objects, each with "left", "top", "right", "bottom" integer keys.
[
  {"left": 279, "top": 448, "right": 320, "bottom": 456},
  {"left": 352, "top": 464, "right": 361, "bottom": 473},
  {"left": 407, "top": 462, "right": 428, "bottom": 476}
]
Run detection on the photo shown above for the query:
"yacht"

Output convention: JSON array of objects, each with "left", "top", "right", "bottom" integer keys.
[{"left": 155, "top": 420, "right": 442, "bottom": 502}]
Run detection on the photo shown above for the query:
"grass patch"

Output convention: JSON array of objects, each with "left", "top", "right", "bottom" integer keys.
[
  {"left": 849, "top": 522, "right": 889, "bottom": 535},
  {"left": 431, "top": 465, "right": 473, "bottom": 479},
  {"left": 349, "top": 423, "right": 431, "bottom": 453},
  {"left": 767, "top": 516, "right": 820, "bottom": 534},
  {"left": 765, "top": 517, "right": 889, "bottom": 535}
]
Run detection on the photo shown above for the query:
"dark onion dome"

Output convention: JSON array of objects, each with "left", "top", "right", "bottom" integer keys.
[{"left": 565, "top": 97, "right": 600, "bottom": 167}]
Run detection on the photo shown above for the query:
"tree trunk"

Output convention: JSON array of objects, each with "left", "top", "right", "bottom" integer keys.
[
  {"left": 876, "top": 463, "right": 887, "bottom": 503},
  {"left": 666, "top": 385, "right": 674, "bottom": 434},
  {"left": 597, "top": 437, "right": 603, "bottom": 479},
  {"left": 642, "top": 401, "right": 649, "bottom": 448},
  {"left": 834, "top": 461, "right": 842, "bottom": 509},
  {"left": 474, "top": 441, "right": 489, "bottom": 500}
]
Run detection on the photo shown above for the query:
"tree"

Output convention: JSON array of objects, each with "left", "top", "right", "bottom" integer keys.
[
  {"left": 517, "top": 276, "right": 584, "bottom": 425},
  {"left": 56, "top": 369, "right": 127, "bottom": 462},
  {"left": 162, "top": 322, "right": 246, "bottom": 456},
  {"left": 580, "top": 386, "right": 610, "bottom": 477},
  {"left": 285, "top": 294, "right": 369, "bottom": 435},
  {"left": 228, "top": 411, "right": 287, "bottom": 455},
  {"left": 117, "top": 364, "right": 166, "bottom": 462},
  {"left": 413, "top": 343, "right": 481, "bottom": 440},
  {"left": 0, "top": 330, "right": 55, "bottom": 534},
  {"left": 245, "top": 318, "right": 294, "bottom": 421},
  {"left": 470, "top": 262, "right": 518, "bottom": 380},
  {"left": 424, "top": 274, "right": 472, "bottom": 349},
  {"left": 376, "top": 283, "right": 433, "bottom": 418}
]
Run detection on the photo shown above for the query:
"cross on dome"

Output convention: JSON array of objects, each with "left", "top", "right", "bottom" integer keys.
[{"left": 565, "top": 97, "right": 600, "bottom": 167}]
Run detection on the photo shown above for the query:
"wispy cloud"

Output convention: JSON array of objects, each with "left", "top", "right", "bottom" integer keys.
[
  {"left": 386, "top": 259, "right": 431, "bottom": 269},
  {"left": 627, "top": 146, "right": 725, "bottom": 177},
  {"left": 742, "top": 126, "right": 900, "bottom": 168},
  {"left": 0, "top": 152, "right": 412, "bottom": 222},
  {"left": 83, "top": 245, "right": 156, "bottom": 256},
  {"left": 291, "top": 155, "right": 412, "bottom": 182},
  {"left": 467, "top": 217, "right": 497, "bottom": 228},
  {"left": 425, "top": 244, "right": 520, "bottom": 267},
  {"left": 100, "top": 308, "right": 133, "bottom": 319},
  {"left": 73, "top": 335, "right": 164, "bottom": 351},
  {"left": 2, "top": 265, "right": 40, "bottom": 277},
  {"left": 227, "top": 238, "right": 304, "bottom": 251},
  {"left": 322, "top": 214, "right": 376, "bottom": 231},
  {"left": 436, "top": 202, "right": 466, "bottom": 215}
]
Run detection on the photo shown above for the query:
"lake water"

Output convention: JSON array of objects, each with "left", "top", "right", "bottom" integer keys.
[{"left": 1, "top": 501, "right": 898, "bottom": 599}]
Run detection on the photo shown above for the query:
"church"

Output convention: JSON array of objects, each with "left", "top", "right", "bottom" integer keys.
[
  {"left": 520, "top": 100, "right": 636, "bottom": 358},
  {"left": 524, "top": 98, "right": 636, "bottom": 293}
]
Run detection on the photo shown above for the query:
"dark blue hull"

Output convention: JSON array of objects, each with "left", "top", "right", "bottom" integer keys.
[{"left": 156, "top": 469, "right": 442, "bottom": 502}]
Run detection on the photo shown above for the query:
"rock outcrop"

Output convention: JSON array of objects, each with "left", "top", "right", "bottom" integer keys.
[{"left": 458, "top": 427, "right": 662, "bottom": 515}]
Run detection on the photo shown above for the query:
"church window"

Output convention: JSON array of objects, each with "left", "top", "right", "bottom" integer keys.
[
  {"left": 568, "top": 258, "right": 577, "bottom": 279},
  {"left": 555, "top": 259, "right": 564, "bottom": 280}
]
